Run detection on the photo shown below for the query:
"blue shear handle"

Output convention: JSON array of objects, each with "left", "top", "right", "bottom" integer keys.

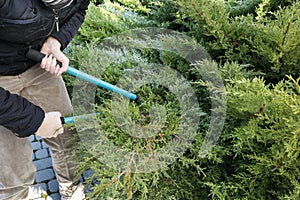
[
  {"left": 61, "top": 113, "right": 100, "bottom": 124},
  {"left": 67, "top": 67, "right": 138, "bottom": 101},
  {"left": 26, "top": 49, "right": 141, "bottom": 105},
  {"left": 60, "top": 116, "right": 75, "bottom": 124}
]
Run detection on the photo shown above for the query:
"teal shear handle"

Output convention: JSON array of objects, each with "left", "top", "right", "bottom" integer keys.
[
  {"left": 66, "top": 67, "right": 139, "bottom": 102},
  {"left": 26, "top": 49, "right": 141, "bottom": 105},
  {"left": 61, "top": 113, "right": 100, "bottom": 124}
]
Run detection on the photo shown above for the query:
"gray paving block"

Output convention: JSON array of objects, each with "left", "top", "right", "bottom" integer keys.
[
  {"left": 46, "top": 193, "right": 61, "bottom": 200},
  {"left": 31, "top": 141, "right": 41, "bottom": 151},
  {"left": 29, "top": 135, "right": 35, "bottom": 142},
  {"left": 35, "top": 168, "right": 55, "bottom": 183},
  {"left": 48, "top": 179, "right": 59, "bottom": 193},
  {"left": 33, "top": 157, "right": 52, "bottom": 171},
  {"left": 36, "top": 135, "right": 43, "bottom": 141},
  {"left": 83, "top": 169, "right": 94, "bottom": 180},
  {"left": 48, "top": 148, "right": 53, "bottom": 157},
  {"left": 35, "top": 149, "right": 49, "bottom": 160},
  {"left": 32, "top": 152, "right": 36, "bottom": 161},
  {"left": 42, "top": 141, "right": 49, "bottom": 149}
]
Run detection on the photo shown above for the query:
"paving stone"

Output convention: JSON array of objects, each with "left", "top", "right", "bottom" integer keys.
[
  {"left": 35, "top": 169, "right": 55, "bottom": 183},
  {"left": 83, "top": 169, "right": 93, "bottom": 180},
  {"left": 32, "top": 152, "right": 36, "bottom": 161},
  {"left": 30, "top": 133, "right": 60, "bottom": 199},
  {"left": 33, "top": 157, "right": 52, "bottom": 171},
  {"left": 31, "top": 141, "right": 42, "bottom": 151},
  {"left": 42, "top": 141, "right": 49, "bottom": 149},
  {"left": 36, "top": 135, "right": 43, "bottom": 141},
  {"left": 48, "top": 179, "right": 59, "bottom": 193},
  {"left": 35, "top": 149, "right": 49, "bottom": 160},
  {"left": 29, "top": 135, "right": 35, "bottom": 142},
  {"left": 46, "top": 193, "right": 61, "bottom": 200},
  {"left": 48, "top": 148, "right": 53, "bottom": 157}
]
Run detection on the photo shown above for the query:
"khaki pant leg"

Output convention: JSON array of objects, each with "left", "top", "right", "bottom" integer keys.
[
  {"left": 19, "top": 65, "right": 78, "bottom": 190},
  {"left": 0, "top": 75, "right": 35, "bottom": 200}
]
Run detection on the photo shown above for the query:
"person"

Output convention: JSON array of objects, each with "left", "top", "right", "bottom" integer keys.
[{"left": 0, "top": 0, "right": 90, "bottom": 199}]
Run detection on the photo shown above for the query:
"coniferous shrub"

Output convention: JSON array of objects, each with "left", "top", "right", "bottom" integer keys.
[
  {"left": 214, "top": 65, "right": 300, "bottom": 199},
  {"left": 177, "top": 0, "right": 300, "bottom": 82},
  {"left": 73, "top": 1, "right": 153, "bottom": 45},
  {"left": 109, "top": 0, "right": 151, "bottom": 13},
  {"left": 71, "top": 49, "right": 300, "bottom": 199},
  {"left": 147, "top": 0, "right": 184, "bottom": 30},
  {"left": 63, "top": 1, "right": 300, "bottom": 199}
]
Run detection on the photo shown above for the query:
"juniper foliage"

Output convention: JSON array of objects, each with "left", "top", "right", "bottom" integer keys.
[
  {"left": 177, "top": 0, "right": 300, "bottom": 82},
  {"left": 65, "top": 1, "right": 300, "bottom": 199}
]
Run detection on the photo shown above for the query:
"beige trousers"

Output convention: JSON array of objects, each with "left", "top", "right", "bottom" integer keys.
[{"left": 0, "top": 64, "right": 77, "bottom": 200}]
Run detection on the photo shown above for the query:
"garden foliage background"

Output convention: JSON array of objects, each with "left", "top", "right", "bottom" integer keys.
[{"left": 65, "top": 0, "right": 300, "bottom": 199}]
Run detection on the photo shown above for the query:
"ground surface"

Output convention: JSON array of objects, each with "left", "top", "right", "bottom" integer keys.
[{"left": 29, "top": 134, "right": 61, "bottom": 200}]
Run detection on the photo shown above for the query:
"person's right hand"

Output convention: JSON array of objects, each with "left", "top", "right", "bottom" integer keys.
[
  {"left": 36, "top": 112, "right": 64, "bottom": 138},
  {"left": 40, "top": 37, "right": 69, "bottom": 76}
]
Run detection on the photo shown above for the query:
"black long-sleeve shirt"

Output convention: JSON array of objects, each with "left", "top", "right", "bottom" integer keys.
[
  {"left": 0, "top": 87, "right": 45, "bottom": 137},
  {"left": 0, "top": 0, "right": 90, "bottom": 75},
  {"left": 0, "top": 0, "right": 90, "bottom": 137}
]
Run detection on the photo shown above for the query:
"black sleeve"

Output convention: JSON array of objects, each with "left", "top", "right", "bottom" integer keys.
[
  {"left": 0, "top": 87, "right": 45, "bottom": 137},
  {"left": 50, "top": 0, "right": 90, "bottom": 49}
]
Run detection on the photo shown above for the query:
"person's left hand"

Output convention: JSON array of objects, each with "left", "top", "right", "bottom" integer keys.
[
  {"left": 36, "top": 111, "right": 64, "bottom": 138},
  {"left": 40, "top": 37, "right": 69, "bottom": 76}
]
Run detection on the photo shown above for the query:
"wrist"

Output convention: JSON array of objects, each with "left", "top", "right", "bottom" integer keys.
[{"left": 45, "top": 37, "right": 62, "bottom": 51}]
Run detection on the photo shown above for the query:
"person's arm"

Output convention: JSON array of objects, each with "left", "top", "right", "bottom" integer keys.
[
  {"left": 0, "top": 87, "right": 63, "bottom": 138},
  {"left": 49, "top": 0, "right": 90, "bottom": 50},
  {"left": 40, "top": 0, "right": 90, "bottom": 76}
]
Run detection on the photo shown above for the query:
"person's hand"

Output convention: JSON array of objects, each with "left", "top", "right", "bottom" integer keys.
[
  {"left": 36, "top": 112, "right": 64, "bottom": 138},
  {"left": 40, "top": 37, "right": 69, "bottom": 76}
]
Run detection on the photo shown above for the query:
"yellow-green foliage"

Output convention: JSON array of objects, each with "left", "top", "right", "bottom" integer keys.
[
  {"left": 74, "top": 1, "right": 152, "bottom": 44},
  {"left": 68, "top": 1, "right": 300, "bottom": 199},
  {"left": 178, "top": 0, "right": 300, "bottom": 82},
  {"left": 217, "top": 66, "right": 300, "bottom": 199}
]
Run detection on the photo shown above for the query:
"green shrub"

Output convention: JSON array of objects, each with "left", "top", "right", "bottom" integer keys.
[
  {"left": 110, "top": 0, "right": 151, "bottom": 13},
  {"left": 73, "top": 1, "right": 153, "bottom": 45},
  {"left": 225, "top": 0, "right": 294, "bottom": 17},
  {"left": 177, "top": 0, "right": 300, "bottom": 82},
  {"left": 77, "top": 1, "right": 300, "bottom": 83},
  {"left": 218, "top": 69, "right": 300, "bottom": 199},
  {"left": 72, "top": 53, "right": 300, "bottom": 199},
  {"left": 147, "top": 0, "right": 184, "bottom": 30},
  {"left": 65, "top": 1, "right": 300, "bottom": 199}
]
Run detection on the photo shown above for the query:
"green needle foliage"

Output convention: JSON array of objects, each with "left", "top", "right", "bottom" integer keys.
[
  {"left": 220, "top": 66, "right": 300, "bottom": 199},
  {"left": 177, "top": 0, "right": 300, "bottom": 82},
  {"left": 73, "top": 1, "right": 153, "bottom": 44},
  {"left": 65, "top": 0, "right": 300, "bottom": 199}
]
